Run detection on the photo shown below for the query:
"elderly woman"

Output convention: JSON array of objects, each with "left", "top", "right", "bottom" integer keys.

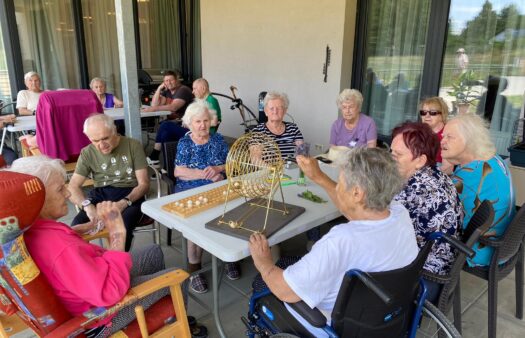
[
  {"left": 174, "top": 100, "right": 238, "bottom": 293},
  {"left": 252, "top": 91, "right": 303, "bottom": 159},
  {"left": 441, "top": 113, "right": 515, "bottom": 266},
  {"left": 90, "top": 77, "right": 123, "bottom": 109},
  {"left": 252, "top": 148, "right": 418, "bottom": 337},
  {"left": 16, "top": 71, "right": 44, "bottom": 115},
  {"left": 391, "top": 122, "right": 462, "bottom": 302},
  {"left": 330, "top": 89, "right": 377, "bottom": 148},
  {"left": 419, "top": 97, "right": 449, "bottom": 163},
  {"left": 5, "top": 156, "right": 203, "bottom": 337}
]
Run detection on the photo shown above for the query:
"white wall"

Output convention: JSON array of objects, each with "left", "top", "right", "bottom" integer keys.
[{"left": 201, "top": 0, "right": 356, "bottom": 154}]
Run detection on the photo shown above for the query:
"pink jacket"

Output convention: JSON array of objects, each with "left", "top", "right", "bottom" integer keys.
[{"left": 25, "top": 218, "right": 132, "bottom": 322}]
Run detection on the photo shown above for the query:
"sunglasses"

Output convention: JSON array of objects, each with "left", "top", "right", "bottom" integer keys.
[{"left": 419, "top": 110, "right": 442, "bottom": 116}]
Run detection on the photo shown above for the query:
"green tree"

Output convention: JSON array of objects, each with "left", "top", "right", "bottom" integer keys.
[
  {"left": 496, "top": 4, "right": 521, "bottom": 36},
  {"left": 460, "top": 0, "right": 498, "bottom": 54}
]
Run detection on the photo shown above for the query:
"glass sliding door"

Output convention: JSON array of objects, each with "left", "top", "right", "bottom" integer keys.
[
  {"left": 138, "top": 0, "right": 182, "bottom": 78},
  {"left": 81, "top": 0, "right": 121, "bottom": 96},
  {"left": 439, "top": 0, "right": 525, "bottom": 156},
  {"left": 360, "top": 0, "right": 432, "bottom": 137},
  {"left": 14, "top": 0, "right": 80, "bottom": 90},
  {"left": 0, "top": 25, "right": 11, "bottom": 104}
]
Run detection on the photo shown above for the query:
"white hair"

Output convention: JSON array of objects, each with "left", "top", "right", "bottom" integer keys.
[
  {"left": 90, "top": 77, "right": 106, "bottom": 88},
  {"left": 448, "top": 113, "right": 496, "bottom": 159},
  {"left": 83, "top": 114, "right": 117, "bottom": 135},
  {"left": 182, "top": 100, "right": 216, "bottom": 129},
  {"left": 263, "top": 91, "right": 289, "bottom": 110},
  {"left": 7, "top": 156, "right": 66, "bottom": 186},
  {"left": 24, "top": 71, "right": 40, "bottom": 82},
  {"left": 337, "top": 89, "right": 363, "bottom": 111}
]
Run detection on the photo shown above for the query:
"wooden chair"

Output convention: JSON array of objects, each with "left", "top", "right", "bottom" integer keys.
[
  {"left": 462, "top": 203, "right": 525, "bottom": 338},
  {"left": 422, "top": 200, "right": 494, "bottom": 333},
  {"left": 0, "top": 171, "right": 191, "bottom": 338}
]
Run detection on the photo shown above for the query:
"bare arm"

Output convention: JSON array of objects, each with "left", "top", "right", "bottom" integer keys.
[
  {"left": 296, "top": 155, "right": 339, "bottom": 207},
  {"left": 113, "top": 96, "right": 123, "bottom": 108},
  {"left": 97, "top": 201, "right": 126, "bottom": 252},
  {"left": 367, "top": 139, "right": 377, "bottom": 148},
  {"left": 174, "top": 165, "right": 206, "bottom": 181},
  {"left": 144, "top": 98, "right": 186, "bottom": 113},
  {"left": 114, "top": 168, "right": 150, "bottom": 212},
  {"left": 18, "top": 107, "right": 34, "bottom": 116},
  {"left": 249, "top": 233, "right": 301, "bottom": 303},
  {"left": 68, "top": 173, "right": 98, "bottom": 223}
]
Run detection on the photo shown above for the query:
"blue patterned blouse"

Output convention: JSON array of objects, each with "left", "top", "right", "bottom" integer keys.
[
  {"left": 395, "top": 165, "right": 463, "bottom": 275},
  {"left": 452, "top": 155, "right": 515, "bottom": 266},
  {"left": 175, "top": 133, "right": 229, "bottom": 192}
]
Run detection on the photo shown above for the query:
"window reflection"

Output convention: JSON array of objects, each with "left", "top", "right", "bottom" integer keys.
[{"left": 14, "top": 0, "right": 80, "bottom": 90}]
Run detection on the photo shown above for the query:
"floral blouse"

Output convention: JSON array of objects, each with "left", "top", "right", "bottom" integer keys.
[
  {"left": 175, "top": 133, "right": 229, "bottom": 192},
  {"left": 395, "top": 166, "right": 463, "bottom": 275}
]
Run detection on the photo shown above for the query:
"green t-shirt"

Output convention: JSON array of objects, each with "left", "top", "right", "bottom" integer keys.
[
  {"left": 75, "top": 137, "right": 147, "bottom": 188},
  {"left": 206, "top": 94, "right": 221, "bottom": 121}
]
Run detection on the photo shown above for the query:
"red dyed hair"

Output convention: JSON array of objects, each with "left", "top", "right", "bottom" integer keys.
[{"left": 392, "top": 122, "right": 439, "bottom": 167}]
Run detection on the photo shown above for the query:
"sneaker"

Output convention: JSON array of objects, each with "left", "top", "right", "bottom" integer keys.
[
  {"left": 190, "top": 274, "right": 208, "bottom": 294},
  {"left": 224, "top": 262, "right": 241, "bottom": 280},
  {"left": 146, "top": 157, "right": 161, "bottom": 169}
]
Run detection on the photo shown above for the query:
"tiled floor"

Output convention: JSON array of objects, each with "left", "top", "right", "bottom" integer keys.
[{"left": 8, "top": 182, "right": 525, "bottom": 338}]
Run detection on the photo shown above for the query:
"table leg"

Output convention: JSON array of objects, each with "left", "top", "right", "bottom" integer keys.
[
  {"left": 181, "top": 237, "right": 188, "bottom": 271},
  {"left": 212, "top": 255, "right": 227, "bottom": 338}
]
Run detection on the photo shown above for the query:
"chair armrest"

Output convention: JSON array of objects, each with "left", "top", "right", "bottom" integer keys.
[
  {"left": 421, "top": 271, "right": 452, "bottom": 285},
  {"left": 478, "top": 236, "right": 504, "bottom": 248},
  {"left": 128, "top": 269, "right": 189, "bottom": 299},
  {"left": 287, "top": 301, "right": 327, "bottom": 328},
  {"left": 161, "top": 174, "right": 176, "bottom": 192}
]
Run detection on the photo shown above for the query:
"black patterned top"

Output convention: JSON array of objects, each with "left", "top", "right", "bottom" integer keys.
[
  {"left": 395, "top": 166, "right": 463, "bottom": 275},
  {"left": 252, "top": 122, "right": 303, "bottom": 159}
]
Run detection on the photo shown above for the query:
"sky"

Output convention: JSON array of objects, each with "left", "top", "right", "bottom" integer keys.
[{"left": 450, "top": 0, "right": 525, "bottom": 34}]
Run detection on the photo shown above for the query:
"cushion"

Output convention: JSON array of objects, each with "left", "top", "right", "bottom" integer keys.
[{"left": 0, "top": 171, "right": 71, "bottom": 334}]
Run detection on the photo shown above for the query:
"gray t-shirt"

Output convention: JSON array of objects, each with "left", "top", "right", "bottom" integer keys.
[{"left": 75, "top": 137, "right": 147, "bottom": 188}]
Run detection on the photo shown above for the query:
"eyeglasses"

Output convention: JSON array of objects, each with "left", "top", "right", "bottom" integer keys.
[{"left": 419, "top": 110, "right": 442, "bottom": 116}]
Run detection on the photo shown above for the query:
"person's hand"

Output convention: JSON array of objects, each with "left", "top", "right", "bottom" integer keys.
[
  {"left": 97, "top": 201, "right": 126, "bottom": 251},
  {"left": 203, "top": 166, "right": 222, "bottom": 180},
  {"left": 157, "top": 82, "right": 166, "bottom": 92},
  {"left": 142, "top": 106, "right": 156, "bottom": 113},
  {"left": 249, "top": 233, "right": 273, "bottom": 274},
  {"left": 296, "top": 155, "right": 323, "bottom": 182},
  {"left": 1, "top": 114, "right": 16, "bottom": 124},
  {"left": 210, "top": 173, "right": 224, "bottom": 182},
  {"left": 84, "top": 204, "right": 99, "bottom": 225}
]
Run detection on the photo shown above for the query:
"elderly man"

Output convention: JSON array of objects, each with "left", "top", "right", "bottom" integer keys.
[
  {"left": 69, "top": 114, "right": 149, "bottom": 251},
  {"left": 249, "top": 148, "right": 418, "bottom": 337},
  {"left": 192, "top": 78, "right": 221, "bottom": 133},
  {"left": 142, "top": 70, "right": 193, "bottom": 120}
]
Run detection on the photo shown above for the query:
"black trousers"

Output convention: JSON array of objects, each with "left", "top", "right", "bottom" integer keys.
[{"left": 72, "top": 186, "right": 144, "bottom": 251}]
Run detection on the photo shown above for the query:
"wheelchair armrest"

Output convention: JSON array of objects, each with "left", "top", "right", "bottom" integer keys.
[
  {"left": 287, "top": 301, "right": 327, "bottom": 328},
  {"left": 478, "top": 236, "right": 503, "bottom": 247}
]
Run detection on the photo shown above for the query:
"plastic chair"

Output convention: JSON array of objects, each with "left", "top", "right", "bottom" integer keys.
[
  {"left": 161, "top": 140, "right": 179, "bottom": 246},
  {"left": 0, "top": 171, "right": 191, "bottom": 338},
  {"left": 462, "top": 203, "right": 525, "bottom": 338},
  {"left": 422, "top": 199, "right": 494, "bottom": 333}
]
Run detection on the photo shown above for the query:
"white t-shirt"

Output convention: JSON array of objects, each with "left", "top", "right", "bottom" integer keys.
[
  {"left": 283, "top": 202, "right": 418, "bottom": 337},
  {"left": 16, "top": 90, "right": 42, "bottom": 112}
]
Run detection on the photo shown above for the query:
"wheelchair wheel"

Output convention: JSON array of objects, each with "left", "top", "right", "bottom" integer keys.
[{"left": 417, "top": 300, "right": 461, "bottom": 338}]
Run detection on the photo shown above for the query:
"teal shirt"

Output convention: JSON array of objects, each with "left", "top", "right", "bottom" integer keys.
[{"left": 453, "top": 155, "right": 515, "bottom": 266}]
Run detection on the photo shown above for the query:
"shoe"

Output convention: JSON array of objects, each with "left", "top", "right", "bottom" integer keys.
[
  {"left": 150, "top": 173, "right": 158, "bottom": 180},
  {"left": 224, "top": 262, "right": 241, "bottom": 280},
  {"left": 146, "top": 157, "right": 161, "bottom": 169},
  {"left": 187, "top": 316, "right": 208, "bottom": 338},
  {"left": 190, "top": 274, "right": 208, "bottom": 294}
]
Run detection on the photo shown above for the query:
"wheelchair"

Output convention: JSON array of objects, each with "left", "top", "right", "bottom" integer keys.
[{"left": 242, "top": 233, "right": 469, "bottom": 338}]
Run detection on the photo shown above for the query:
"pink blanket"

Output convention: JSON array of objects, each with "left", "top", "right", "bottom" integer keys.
[{"left": 36, "top": 90, "right": 103, "bottom": 161}]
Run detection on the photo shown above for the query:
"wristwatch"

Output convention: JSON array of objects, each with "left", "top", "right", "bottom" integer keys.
[
  {"left": 80, "top": 199, "right": 92, "bottom": 210},
  {"left": 123, "top": 197, "right": 132, "bottom": 207}
]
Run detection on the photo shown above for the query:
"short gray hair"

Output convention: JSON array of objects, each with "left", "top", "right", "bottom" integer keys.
[
  {"left": 337, "top": 89, "right": 363, "bottom": 111},
  {"left": 89, "top": 77, "right": 106, "bottom": 88},
  {"left": 263, "top": 91, "right": 289, "bottom": 110},
  {"left": 448, "top": 113, "right": 496, "bottom": 159},
  {"left": 182, "top": 100, "right": 216, "bottom": 129},
  {"left": 339, "top": 147, "right": 403, "bottom": 211},
  {"left": 24, "top": 71, "right": 40, "bottom": 82},
  {"left": 7, "top": 156, "right": 66, "bottom": 186},
  {"left": 83, "top": 113, "right": 117, "bottom": 135}
]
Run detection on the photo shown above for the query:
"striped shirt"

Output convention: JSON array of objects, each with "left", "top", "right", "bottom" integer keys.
[{"left": 252, "top": 122, "right": 303, "bottom": 159}]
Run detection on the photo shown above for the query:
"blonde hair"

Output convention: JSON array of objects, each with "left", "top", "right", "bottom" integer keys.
[
  {"left": 420, "top": 97, "right": 449, "bottom": 122},
  {"left": 448, "top": 113, "right": 496, "bottom": 159}
]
